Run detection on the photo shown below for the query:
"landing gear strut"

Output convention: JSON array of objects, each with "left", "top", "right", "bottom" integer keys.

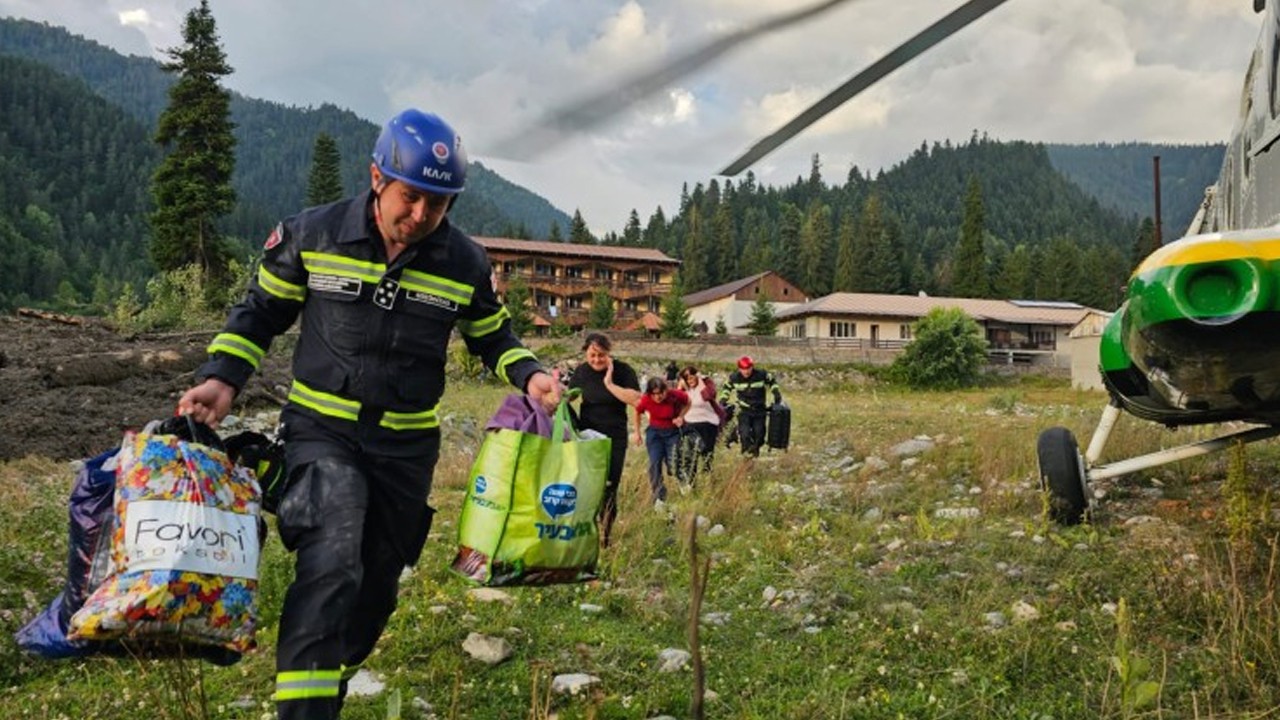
[{"left": 1037, "top": 402, "right": 1280, "bottom": 524}]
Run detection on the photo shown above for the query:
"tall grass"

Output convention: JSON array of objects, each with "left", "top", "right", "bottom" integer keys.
[{"left": 4, "top": 379, "right": 1280, "bottom": 717}]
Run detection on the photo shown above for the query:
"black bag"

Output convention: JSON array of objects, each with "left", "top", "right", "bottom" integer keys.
[
  {"left": 224, "top": 431, "right": 287, "bottom": 514},
  {"left": 766, "top": 401, "right": 791, "bottom": 451}
]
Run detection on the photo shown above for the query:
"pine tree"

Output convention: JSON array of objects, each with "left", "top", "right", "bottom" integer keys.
[
  {"left": 503, "top": 275, "right": 534, "bottom": 337},
  {"left": 950, "top": 176, "right": 990, "bottom": 298},
  {"left": 746, "top": 292, "right": 778, "bottom": 336},
  {"left": 710, "top": 203, "right": 737, "bottom": 286},
  {"left": 306, "top": 132, "right": 343, "bottom": 206},
  {"left": 148, "top": 0, "right": 236, "bottom": 284},
  {"left": 799, "top": 201, "right": 833, "bottom": 296},
  {"left": 832, "top": 211, "right": 857, "bottom": 292},
  {"left": 776, "top": 203, "right": 803, "bottom": 286},
  {"left": 587, "top": 286, "right": 616, "bottom": 329},
  {"left": 738, "top": 208, "right": 773, "bottom": 277},
  {"left": 994, "top": 244, "right": 1033, "bottom": 299},
  {"left": 850, "top": 194, "right": 884, "bottom": 291},
  {"left": 1131, "top": 217, "right": 1159, "bottom": 270},
  {"left": 643, "top": 208, "right": 668, "bottom": 253},
  {"left": 660, "top": 275, "right": 694, "bottom": 339},
  {"left": 547, "top": 222, "right": 563, "bottom": 242},
  {"left": 622, "top": 210, "right": 642, "bottom": 247},
  {"left": 1039, "top": 236, "right": 1084, "bottom": 301},
  {"left": 862, "top": 200, "right": 905, "bottom": 293},
  {"left": 569, "top": 209, "right": 594, "bottom": 244},
  {"left": 679, "top": 206, "right": 709, "bottom": 291}
]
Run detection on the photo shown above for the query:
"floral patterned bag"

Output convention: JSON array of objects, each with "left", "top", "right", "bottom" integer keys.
[{"left": 67, "top": 420, "right": 262, "bottom": 659}]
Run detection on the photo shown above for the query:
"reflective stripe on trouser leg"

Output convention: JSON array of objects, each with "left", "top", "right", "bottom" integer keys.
[
  {"left": 275, "top": 456, "right": 369, "bottom": 720},
  {"left": 275, "top": 669, "right": 342, "bottom": 701}
]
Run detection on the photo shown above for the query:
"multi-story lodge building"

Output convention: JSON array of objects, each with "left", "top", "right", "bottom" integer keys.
[{"left": 476, "top": 237, "right": 681, "bottom": 330}]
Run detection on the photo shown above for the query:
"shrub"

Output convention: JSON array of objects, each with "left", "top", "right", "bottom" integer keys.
[
  {"left": 117, "top": 261, "right": 249, "bottom": 332},
  {"left": 889, "top": 306, "right": 987, "bottom": 389}
]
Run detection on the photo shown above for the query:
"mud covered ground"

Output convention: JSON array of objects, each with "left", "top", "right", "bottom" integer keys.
[
  {"left": 0, "top": 309, "right": 888, "bottom": 462},
  {"left": 0, "top": 313, "right": 293, "bottom": 462}
]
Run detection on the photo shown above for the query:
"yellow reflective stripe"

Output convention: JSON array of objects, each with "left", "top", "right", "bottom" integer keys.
[
  {"left": 208, "top": 333, "right": 266, "bottom": 368},
  {"left": 301, "top": 251, "right": 384, "bottom": 283},
  {"left": 257, "top": 265, "right": 306, "bottom": 302},
  {"left": 457, "top": 306, "right": 510, "bottom": 338},
  {"left": 401, "top": 269, "right": 473, "bottom": 306},
  {"left": 288, "top": 380, "right": 360, "bottom": 421},
  {"left": 275, "top": 669, "right": 342, "bottom": 701},
  {"left": 288, "top": 381, "right": 439, "bottom": 431},
  {"left": 495, "top": 347, "right": 537, "bottom": 385},
  {"left": 380, "top": 404, "right": 440, "bottom": 430}
]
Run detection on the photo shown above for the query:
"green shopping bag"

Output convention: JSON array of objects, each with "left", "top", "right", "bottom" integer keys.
[{"left": 451, "top": 394, "right": 610, "bottom": 586}]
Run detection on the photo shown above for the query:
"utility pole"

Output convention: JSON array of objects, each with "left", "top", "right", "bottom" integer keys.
[{"left": 1153, "top": 155, "right": 1163, "bottom": 246}]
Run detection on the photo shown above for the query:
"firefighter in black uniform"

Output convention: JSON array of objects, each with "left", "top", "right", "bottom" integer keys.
[
  {"left": 178, "top": 109, "right": 561, "bottom": 720},
  {"left": 718, "top": 355, "right": 781, "bottom": 457}
]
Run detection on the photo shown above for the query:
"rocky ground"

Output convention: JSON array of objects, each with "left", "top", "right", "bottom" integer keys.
[{"left": 0, "top": 313, "right": 292, "bottom": 461}]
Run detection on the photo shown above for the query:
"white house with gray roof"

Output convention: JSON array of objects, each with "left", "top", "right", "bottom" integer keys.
[
  {"left": 682, "top": 271, "right": 808, "bottom": 335},
  {"left": 774, "top": 292, "right": 1102, "bottom": 359}
]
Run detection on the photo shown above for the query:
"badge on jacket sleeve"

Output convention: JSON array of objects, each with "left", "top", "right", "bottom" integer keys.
[{"left": 263, "top": 223, "right": 284, "bottom": 251}]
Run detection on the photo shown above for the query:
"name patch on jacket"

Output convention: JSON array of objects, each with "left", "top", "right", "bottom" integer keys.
[
  {"left": 308, "top": 274, "right": 361, "bottom": 296},
  {"left": 407, "top": 291, "right": 458, "bottom": 312}
]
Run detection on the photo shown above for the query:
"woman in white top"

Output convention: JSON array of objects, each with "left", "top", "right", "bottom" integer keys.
[{"left": 676, "top": 365, "right": 723, "bottom": 484}]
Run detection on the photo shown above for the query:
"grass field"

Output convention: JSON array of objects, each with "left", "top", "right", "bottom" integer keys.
[{"left": 3, "top": 371, "right": 1280, "bottom": 719}]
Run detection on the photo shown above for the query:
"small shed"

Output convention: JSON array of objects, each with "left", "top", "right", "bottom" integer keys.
[{"left": 1065, "top": 311, "right": 1113, "bottom": 391}]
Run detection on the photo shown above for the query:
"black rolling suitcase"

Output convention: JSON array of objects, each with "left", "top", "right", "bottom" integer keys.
[{"left": 766, "top": 401, "right": 791, "bottom": 451}]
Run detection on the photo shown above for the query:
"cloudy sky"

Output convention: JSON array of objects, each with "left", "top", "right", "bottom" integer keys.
[{"left": 0, "top": 0, "right": 1262, "bottom": 234}]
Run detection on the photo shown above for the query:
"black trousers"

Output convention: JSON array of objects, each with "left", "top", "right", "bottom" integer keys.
[
  {"left": 274, "top": 412, "right": 439, "bottom": 719},
  {"left": 597, "top": 426, "right": 629, "bottom": 545},
  {"left": 738, "top": 410, "right": 766, "bottom": 457}
]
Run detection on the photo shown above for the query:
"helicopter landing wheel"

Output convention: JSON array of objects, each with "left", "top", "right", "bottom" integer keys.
[{"left": 1037, "top": 427, "right": 1088, "bottom": 525}]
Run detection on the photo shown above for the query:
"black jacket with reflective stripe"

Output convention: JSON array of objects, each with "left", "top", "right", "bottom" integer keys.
[
  {"left": 198, "top": 191, "right": 541, "bottom": 419},
  {"left": 719, "top": 368, "right": 781, "bottom": 413}
]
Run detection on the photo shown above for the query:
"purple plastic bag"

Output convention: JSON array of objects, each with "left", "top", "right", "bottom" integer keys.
[
  {"left": 15, "top": 448, "right": 118, "bottom": 658},
  {"left": 484, "top": 394, "right": 570, "bottom": 438}
]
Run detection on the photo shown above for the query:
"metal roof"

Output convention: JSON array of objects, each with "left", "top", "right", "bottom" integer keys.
[
  {"left": 774, "top": 292, "right": 1097, "bottom": 326},
  {"left": 475, "top": 236, "right": 680, "bottom": 265}
]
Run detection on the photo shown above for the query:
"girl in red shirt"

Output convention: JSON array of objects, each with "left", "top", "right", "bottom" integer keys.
[{"left": 633, "top": 377, "right": 689, "bottom": 504}]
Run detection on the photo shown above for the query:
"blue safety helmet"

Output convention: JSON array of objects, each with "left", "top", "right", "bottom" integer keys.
[{"left": 371, "top": 109, "right": 467, "bottom": 195}]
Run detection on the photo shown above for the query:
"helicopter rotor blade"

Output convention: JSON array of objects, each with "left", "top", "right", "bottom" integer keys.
[
  {"left": 489, "top": 0, "right": 861, "bottom": 161},
  {"left": 720, "top": 0, "right": 1013, "bottom": 176}
]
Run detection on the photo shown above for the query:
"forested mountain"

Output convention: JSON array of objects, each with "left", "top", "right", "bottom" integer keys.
[
  {"left": 0, "top": 17, "right": 571, "bottom": 244},
  {"left": 0, "top": 16, "right": 1228, "bottom": 314},
  {"left": 1046, "top": 142, "right": 1224, "bottom": 235},
  {"left": 0, "top": 55, "right": 157, "bottom": 309},
  {"left": 626, "top": 135, "right": 1139, "bottom": 311}
]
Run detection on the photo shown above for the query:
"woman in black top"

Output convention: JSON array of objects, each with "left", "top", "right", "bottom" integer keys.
[{"left": 568, "top": 333, "right": 641, "bottom": 546}]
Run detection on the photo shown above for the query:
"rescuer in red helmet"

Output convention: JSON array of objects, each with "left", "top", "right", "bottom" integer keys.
[{"left": 718, "top": 355, "right": 782, "bottom": 456}]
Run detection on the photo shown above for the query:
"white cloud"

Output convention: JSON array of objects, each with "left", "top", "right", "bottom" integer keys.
[{"left": 116, "top": 8, "right": 150, "bottom": 27}]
